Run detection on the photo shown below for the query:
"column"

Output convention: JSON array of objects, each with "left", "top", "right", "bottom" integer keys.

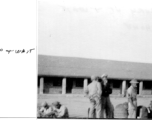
[
  {"left": 40, "top": 77, "right": 44, "bottom": 94},
  {"left": 62, "top": 78, "right": 66, "bottom": 95},
  {"left": 83, "top": 79, "right": 88, "bottom": 90},
  {"left": 139, "top": 81, "right": 143, "bottom": 95},
  {"left": 122, "top": 80, "right": 126, "bottom": 97}
]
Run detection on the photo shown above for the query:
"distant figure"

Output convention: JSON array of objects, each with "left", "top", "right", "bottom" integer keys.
[
  {"left": 101, "top": 74, "right": 114, "bottom": 118},
  {"left": 38, "top": 102, "right": 55, "bottom": 118},
  {"left": 147, "top": 101, "right": 152, "bottom": 118},
  {"left": 84, "top": 75, "right": 102, "bottom": 118},
  {"left": 114, "top": 102, "right": 128, "bottom": 118},
  {"left": 52, "top": 101, "right": 69, "bottom": 118},
  {"left": 127, "top": 79, "right": 138, "bottom": 118}
]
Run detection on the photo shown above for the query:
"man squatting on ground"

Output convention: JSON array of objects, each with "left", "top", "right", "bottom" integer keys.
[
  {"left": 84, "top": 75, "right": 102, "bottom": 118},
  {"left": 38, "top": 102, "right": 55, "bottom": 118},
  {"left": 38, "top": 101, "right": 69, "bottom": 118},
  {"left": 52, "top": 101, "right": 69, "bottom": 118},
  {"left": 127, "top": 79, "right": 138, "bottom": 118}
]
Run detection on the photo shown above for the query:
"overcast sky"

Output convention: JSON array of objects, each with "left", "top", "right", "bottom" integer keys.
[{"left": 38, "top": 0, "right": 152, "bottom": 63}]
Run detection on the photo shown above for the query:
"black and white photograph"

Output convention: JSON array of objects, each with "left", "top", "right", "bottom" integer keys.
[{"left": 37, "top": 0, "right": 152, "bottom": 119}]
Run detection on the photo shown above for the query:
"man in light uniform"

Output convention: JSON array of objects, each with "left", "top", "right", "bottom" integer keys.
[
  {"left": 101, "top": 74, "right": 113, "bottom": 118},
  {"left": 84, "top": 75, "right": 102, "bottom": 118},
  {"left": 127, "top": 79, "right": 138, "bottom": 118}
]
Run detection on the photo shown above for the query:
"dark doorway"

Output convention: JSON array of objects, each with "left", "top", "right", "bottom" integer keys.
[
  {"left": 66, "top": 78, "right": 73, "bottom": 93},
  {"left": 38, "top": 76, "right": 40, "bottom": 87}
]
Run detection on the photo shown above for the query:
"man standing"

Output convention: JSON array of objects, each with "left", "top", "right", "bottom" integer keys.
[
  {"left": 127, "top": 79, "right": 138, "bottom": 118},
  {"left": 101, "top": 74, "right": 113, "bottom": 118},
  {"left": 84, "top": 75, "right": 102, "bottom": 118}
]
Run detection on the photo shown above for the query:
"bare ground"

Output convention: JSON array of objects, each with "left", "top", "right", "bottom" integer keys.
[{"left": 38, "top": 94, "right": 152, "bottom": 118}]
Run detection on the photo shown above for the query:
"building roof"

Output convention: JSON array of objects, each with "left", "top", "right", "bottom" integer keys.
[{"left": 38, "top": 55, "right": 152, "bottom": 80}]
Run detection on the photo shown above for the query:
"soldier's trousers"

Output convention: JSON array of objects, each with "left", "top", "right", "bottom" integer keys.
[
  {"left": 101, "top": 96, "right": 114, "bottom": 118},
  {"left": 128, "top": 109, "right": 137, "bottom": 118},
  {"left": 89, "top": 97, "right": 102, "bottom": 118}
]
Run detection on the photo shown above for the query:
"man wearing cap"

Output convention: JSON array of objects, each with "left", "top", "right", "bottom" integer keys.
[
  {"left": 38, "top": 102, "right": 55, "bottom": 118},
  {"left": 52, "top": 101, "right": 69, "bottom": 118},
  {"left": 101, "top": 74, "right": 113, "bottom": 118},
  {"left": 84, "top": 75, "right": 102, "bottom": 118},
  {"left": 127, "top": 79, "right": 138, "bottom": 118}
]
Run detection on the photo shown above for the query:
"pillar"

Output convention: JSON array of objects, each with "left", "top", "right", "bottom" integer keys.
[
  {"left": 83, "top": 79, "right": 88, "bottom": 90},
  {"left": 139, "top": 81, "right": 143, "bottom": 95},
  {"left": 122, "top": 80, "right": 126, "bottom": 97},
  {"left": 40, "top": 77, "right": 44, "bottom": 94},
  {"left": 62, "top": 78, "right": 66, "bottom": 94}
]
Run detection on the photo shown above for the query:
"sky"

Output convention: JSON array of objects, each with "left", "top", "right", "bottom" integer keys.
[{"left": 38, "top": 0, "right": 152, "bottom": 63}]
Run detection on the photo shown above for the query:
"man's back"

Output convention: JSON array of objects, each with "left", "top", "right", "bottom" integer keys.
[
  {"left": 87, "top": 81, "right": 99, "bottom": 96},
  {"left": 88, "top": 81, "right": 101, "bottom": 96}
]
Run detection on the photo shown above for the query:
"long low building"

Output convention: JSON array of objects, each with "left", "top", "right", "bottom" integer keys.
[{"left": 38, "top": 55, "right": 152, "bottom": 96}]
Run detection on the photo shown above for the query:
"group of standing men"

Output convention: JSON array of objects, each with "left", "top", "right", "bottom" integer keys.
[
  {"left": 84, "top": 74, "right": 113, "bottom": 118},
  {"left": 38, "top": 74, "right": 151, "bottom": 119},
  {"left": 84, "top": 74, "right": 150, "bottom": 119}
]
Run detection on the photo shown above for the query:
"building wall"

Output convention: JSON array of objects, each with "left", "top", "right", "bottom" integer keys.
[
  {"left": 38, "top": 76, "right": 152, "bottom": 95},
  {"left": 142, "top": 90, "right": 152, "bottom": 95},
  {"left": 112, "top": 89, "right": 121, "bottom": 95},
  {"left": 72, "top": 87, "right": 83, "bottom": 94},
  {"left": 49, "top": 87, "right": 62, "bottom": 94}
]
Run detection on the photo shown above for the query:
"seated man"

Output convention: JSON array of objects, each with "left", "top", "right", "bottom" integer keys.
[
  {"left": 52, "top": 101, "right": 69, "bottom": 118},
  {"left": 38, "top": 102, "right": 55, "bottom": 118}
]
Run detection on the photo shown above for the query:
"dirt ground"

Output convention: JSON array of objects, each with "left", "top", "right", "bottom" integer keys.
[{"left": 38, "top": 94, "right": 152, "bottom": 118}]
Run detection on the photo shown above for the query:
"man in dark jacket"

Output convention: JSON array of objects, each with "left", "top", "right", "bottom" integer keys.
[{"left": 101, "top": 74, "right": 114, "bottom": 118}]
